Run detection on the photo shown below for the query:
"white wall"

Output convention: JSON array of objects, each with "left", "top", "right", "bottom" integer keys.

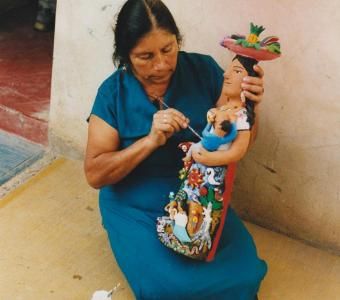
[
  {"left": 49, "top": 0, "right": 125, "bottom": 156},
  {"left": 50, "top": 0, "right": 340, "bottom": 253}
]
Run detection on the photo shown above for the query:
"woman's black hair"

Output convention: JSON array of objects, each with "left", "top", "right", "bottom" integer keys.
[
  {"left": 113, "top": 0, "right": 182, "bottom": 67},
  {"left": 233, "top": 55, "right": 259, "bottom": 128}
]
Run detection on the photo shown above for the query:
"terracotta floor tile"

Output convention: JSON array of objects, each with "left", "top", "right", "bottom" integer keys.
[{"left": 0, "top": 4, "right": 53, "bottom": 145}]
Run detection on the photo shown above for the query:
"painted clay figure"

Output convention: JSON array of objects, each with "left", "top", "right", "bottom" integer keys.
[
  {"left": 157, "top": 57, "right": 251, "bottom": 260},
  {"left": 157, "top": 23, "right": 281, "bottom": 260}
]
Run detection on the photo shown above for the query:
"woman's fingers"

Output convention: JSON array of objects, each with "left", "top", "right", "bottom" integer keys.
[
  {"left": 165, "top": 108, "right": 189, "bottom": 127},
  {"left": 153, "top": 114, "right": 174, "bottom": 132},
  {"left": 253, "top": 64, "right": 264, "bottom": 78},
  {"left": 150, "top": 108, "right": 190, "bottom": 146},
  {"left": 243, "top": 76, "right": 263, "bottom": 87},
  {"left": 241, "top": 84, "right": 264, "bottom": 103},
  {"left": 154, "top": 109, "right": 189, "bottom": 131},
  {"left": 242, "top": 64, "right": 265, "bottom": 104},
  {"left": 242, "top": 82, "right": 264, "bottom": 95},
  {"left": 242, "top": 90, "right": 262, "bottom": 103}
]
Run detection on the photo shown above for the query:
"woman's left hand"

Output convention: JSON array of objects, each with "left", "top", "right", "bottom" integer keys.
[{"left": 241, "top": 64, "right": 265, "bottom": 104}]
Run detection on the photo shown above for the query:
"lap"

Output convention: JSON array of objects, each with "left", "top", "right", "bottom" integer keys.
[{"left": 100, "top": 201, "right": 267, "bottom": 300}]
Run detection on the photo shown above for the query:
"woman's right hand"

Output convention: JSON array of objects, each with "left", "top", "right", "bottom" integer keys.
[
  {"left": 242, "top": 64, "right": 265, "bottom": 104},
  {"left": 147, "top": 108, "right": 189, "bottom": 146}
]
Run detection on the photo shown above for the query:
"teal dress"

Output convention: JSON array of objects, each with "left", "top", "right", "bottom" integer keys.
[{"left": 90, "top": 52, "right": 267, "bottom": 300}]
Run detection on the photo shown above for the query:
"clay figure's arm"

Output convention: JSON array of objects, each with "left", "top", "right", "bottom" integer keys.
[{"left": 191, "top": 130, "right": 250, "bottom": 166}]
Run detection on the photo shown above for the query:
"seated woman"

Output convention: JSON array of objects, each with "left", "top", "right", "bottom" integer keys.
[{"left": 85, "top": 1, "right": 279, "bottom": 298}]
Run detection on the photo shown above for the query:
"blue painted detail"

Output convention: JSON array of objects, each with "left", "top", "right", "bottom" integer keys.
[{"left": 0, "top": 130, "right": 44, "bottom": 185}]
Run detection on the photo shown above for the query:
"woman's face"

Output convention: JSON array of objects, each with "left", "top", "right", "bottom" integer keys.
[
  {"left": 221, "top": 59, "right": 248, "bottom": 98},
  {"left": 129, "top": 28, "right": 179, "bottom": 86}
]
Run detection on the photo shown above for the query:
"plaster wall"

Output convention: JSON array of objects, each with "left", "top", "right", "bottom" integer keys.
[{"left": 50, "top": 0, "right": 340, "bottom": 252}]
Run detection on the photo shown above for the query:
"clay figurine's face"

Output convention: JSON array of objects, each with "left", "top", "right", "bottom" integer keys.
[
  {"left": 129, "top": 28, "right": 179, "bottom": 86},
  {"left": 169, "top": 207, "right": 178, "bottom": 220},
  {"left": 221, "top": 59, "right": 248, "bottom": 98}
]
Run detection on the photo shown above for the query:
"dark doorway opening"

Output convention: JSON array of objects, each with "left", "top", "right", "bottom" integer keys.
[{"left": 0, "top": 1, "right": 55, "bottom": 185}]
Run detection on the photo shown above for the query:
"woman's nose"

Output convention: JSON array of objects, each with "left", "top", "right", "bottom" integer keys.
[{"left": 153, "top": 53, "right": 166, "bottom": 70}]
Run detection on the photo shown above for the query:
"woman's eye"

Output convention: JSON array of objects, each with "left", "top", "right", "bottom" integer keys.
[
  {"left": 139, "top": 54, "right": 153, "bottom": 60},
  {"left": 162, "top": 46, "right": 172, "bottom": 53}
]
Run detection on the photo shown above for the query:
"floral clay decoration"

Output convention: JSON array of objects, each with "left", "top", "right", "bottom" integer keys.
[
  {"left": 157, "top": 23, "right": 281, "bottom": 261},
  {"left": 220, "top": 22, "right": 281, "bottom": 61}
]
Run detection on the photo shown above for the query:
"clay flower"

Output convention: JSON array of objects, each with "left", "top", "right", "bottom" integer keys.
[{"left": 187, "top": 169, "right": 204, "bottom": 189}]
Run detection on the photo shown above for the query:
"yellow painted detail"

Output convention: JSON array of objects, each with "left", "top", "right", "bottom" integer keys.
[{"left": 247, "top": 34, "right": 258, "bottom": 43}]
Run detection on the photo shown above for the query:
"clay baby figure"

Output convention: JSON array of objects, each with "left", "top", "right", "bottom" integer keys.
[{"left": 157, "top": 23, "right": 281, "bottom": 260}]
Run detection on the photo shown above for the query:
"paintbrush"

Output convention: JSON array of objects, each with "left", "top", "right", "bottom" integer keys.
[{"left": 154, "top": 97, "right": 202, "bottom": 140}]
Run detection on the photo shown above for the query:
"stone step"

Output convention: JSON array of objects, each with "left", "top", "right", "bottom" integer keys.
[{"left": 0, "top": 129, "right": 44, "bottom": 185}]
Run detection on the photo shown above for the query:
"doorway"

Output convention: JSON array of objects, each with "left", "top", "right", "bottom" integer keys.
[{"left": 0, "top": 0, "right": 55, "bottom": 185}]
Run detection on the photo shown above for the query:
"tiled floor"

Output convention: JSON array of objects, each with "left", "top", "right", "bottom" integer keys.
[
  {"left": 0, "top": 3, "right": 54, "bottom": 146},
  {"left": 0, "top": 129, "right": 44, "bottom": 185}
]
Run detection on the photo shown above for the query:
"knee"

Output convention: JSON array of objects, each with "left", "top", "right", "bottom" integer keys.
[{"left": 243, "top": 259, "right": 267, "bottom": 293}]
